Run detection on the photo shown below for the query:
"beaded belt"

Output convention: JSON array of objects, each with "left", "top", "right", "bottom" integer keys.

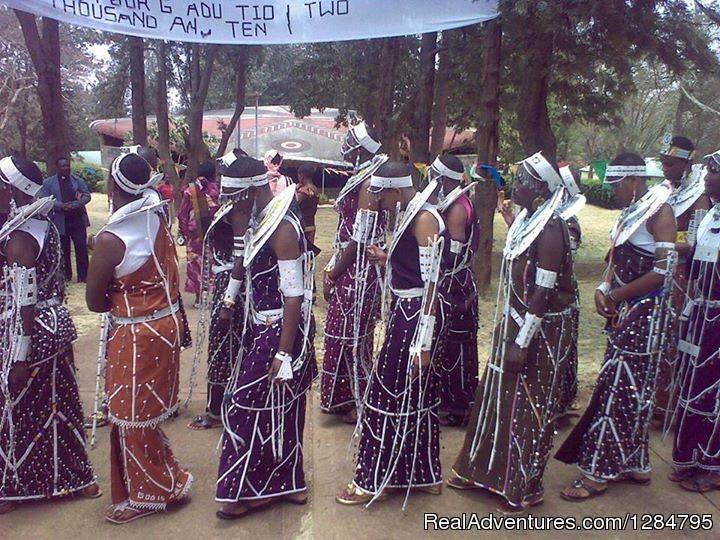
[
  {"left": 392, "top": 287, "right": 424, "bottom": 299},
  {"left": 252, "top": 308, "right": 284, "bottom": 326},
  {"left": 112, "top": 301, "right": 180, "bottom": 325},
  {"left": 1, "top": 297, "right": 61, "bottom": 319}
]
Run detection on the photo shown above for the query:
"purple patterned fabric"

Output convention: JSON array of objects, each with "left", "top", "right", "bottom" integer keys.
[
  {"left": 455, "top": 215, "right": 575, "bottom": 508},
  {"left": 556, "top": 243, "right": 661, "bottom": 480},
  {"left": 321, "top": 189, "right": 384, "bottom": 414},
  {"left": 1, "top": 219, "right": 95, "bottom": 501},
  {"left": 216, "top": 211, "right": 316, "bottom": 502},
  {"left": 354, "top": 296, "right": 442, "bottom": 492}
]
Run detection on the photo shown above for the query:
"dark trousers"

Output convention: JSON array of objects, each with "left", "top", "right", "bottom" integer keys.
[{"left": 61, "top": 224, "right": 88, "bottom": 282}]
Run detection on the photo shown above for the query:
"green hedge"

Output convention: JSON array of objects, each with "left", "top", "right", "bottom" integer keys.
[
  {"left": 71, "top": 162, "right": 106, "bottom": 193},
  {"left": 581, "top": 177, "right": 613, "bottom": 209}
]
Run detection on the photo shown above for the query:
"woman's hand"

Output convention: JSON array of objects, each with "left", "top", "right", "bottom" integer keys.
[
  {"left": 268, "top": 356, "right": 283, "bottom": 384},
  {"left": 366, "top": 245, "right": 388, "bottom": 267},
  {"left": 410, "top": 350, "right": 432, "bottom": 380},
  {"left": 323, "top": 272, "right": 335, "bottom": 302},
  {"left": 595, "top": 290, "right": 617, "bottom": 318}
]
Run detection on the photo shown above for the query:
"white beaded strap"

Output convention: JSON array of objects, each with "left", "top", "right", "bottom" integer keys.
[
  {"left": 223, "top": 277, "right": 243, "bottom": 306},
  {"left": 419, "top": 245, "right": 434, "bottom": 282},
  {"left": 418, "top": 314, "right": 436, "bottom": 352},
  {"left": 450, "top": 240, "right": 463, "bottom": 254},
  {"left": 233, "top": 235, "right": 245, "bottom": 258},
  {"left": 596, "top": 282, "right": 611, "bottom": 296},
  {"left": 278, "top": 257, "right": 304, "bottom": 298},
  {"left": 10, "top": 334, "right": 31, "bottom": 365},
  {"left": 655, "top": 242, "right": 676, "bottom": 250},
  {"left": 535, "top": 267, "right": 558, "bottom": 289},
  {"left": 274, "top": 350, "right": 294, "bottom": 381},
  {"left": 11, "top": 266, "right": 37, "bottom": 307},
  {"left": 514, "top": 312, "right": 542, "bottom": 349}
]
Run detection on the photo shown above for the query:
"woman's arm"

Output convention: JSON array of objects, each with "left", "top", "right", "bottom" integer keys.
[
  {"left": 268, "top": 221, "right": 303, "bottom": 383},
  {"left": 504, "top": 218, "right": 564, "bottom": 373},
  {"left": 608, "top": 204, "right": 677, "bottom": 304},
  {"left": 86, "top": 232, "right": 125, "bottom": 313}
]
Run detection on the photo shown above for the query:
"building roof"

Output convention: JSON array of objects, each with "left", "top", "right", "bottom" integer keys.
[{"left": 89, "top": 106, "right": 476, "bottom": 167}]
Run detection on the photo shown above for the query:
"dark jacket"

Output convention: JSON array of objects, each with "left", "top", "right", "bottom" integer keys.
[{"left": 40, "top": 174, "right": 91, "bottom": 235}]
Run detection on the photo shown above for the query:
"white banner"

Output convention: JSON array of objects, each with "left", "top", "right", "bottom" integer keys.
[{"left": 3, "top": 1, "right": 499, "bottom": 44}]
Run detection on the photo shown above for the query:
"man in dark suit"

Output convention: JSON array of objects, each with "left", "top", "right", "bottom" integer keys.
[{"left": 40, "top": 157, "right": 91, "bottom": 282}]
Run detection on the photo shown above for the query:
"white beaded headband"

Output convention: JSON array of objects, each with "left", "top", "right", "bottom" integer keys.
[
  {"left": 351, "top": 122, "right": 381, "bottom": 154},
  {"left": 603, "top": 165, "right": 648, "bottom": 184},
  {"left": 430, "top": 157, "right": 464, "bottom": 181},
  {"left": 111, "top": 154, "right": 155, "bottom": 195},
  {"left": 522, "top": 152, "right": 562, "bottom": 191},
  {"left": 0, "top": 156, "right": 41, "bottom": 197}
]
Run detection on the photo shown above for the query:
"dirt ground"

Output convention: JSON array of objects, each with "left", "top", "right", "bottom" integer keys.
[{"left": 4, "top": 201, "right": 720, "bottom": 539}]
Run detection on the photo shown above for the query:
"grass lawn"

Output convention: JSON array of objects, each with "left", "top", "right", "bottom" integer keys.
[{"left": 70, "top": 194, "right": 620, "bottom": 392}]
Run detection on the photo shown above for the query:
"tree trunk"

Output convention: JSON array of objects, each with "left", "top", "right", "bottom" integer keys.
[
  {"left": 430, "top": 30, "right": 455, "bottom": 157},
  {"left": 473, "top": 18, "right": 502, "bottom": 293},
  {"left": 15, "top": 12, "right": 68, "bottom": 174},
  {"left": 185, "top": 44, "right": 219, "bottom": 181},
  {"left": 155, "top": 41, "right": 181, "bottom": 204},
  {"left": 215, "top": 48, "right": 248, "bottom": 158},
  {"left": 408, "top": 32, "right": 437, "bottom": 164},
  {"left": 673, "top": 85, "right": 690, "bottom": 133},
  {"left": 515, "top": 21, "right": 556, "bottom": 161},
  {"left": 129, "top": 36, "right": 148, "bottom": 146},
  {"left": 374, "top": 37, "right": 402, "bottom": 155}
]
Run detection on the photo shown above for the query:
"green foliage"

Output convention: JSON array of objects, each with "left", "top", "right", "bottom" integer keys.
[
  {"left": 318, "top": 192, "right": 331, "bottom": 205},
  {"left": 70, "top": 161, "right": 105, "bottom": 192},
  {"left": 581, "top": 177, "right": 614, "bottom": 209}
]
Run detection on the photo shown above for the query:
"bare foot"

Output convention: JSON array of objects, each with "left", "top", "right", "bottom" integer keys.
[
  {"left": 283, "top": 492, "right": 308, "bottom": 505},
  {"left": 217, "top": 498, "right": 274, "bottom": 519}
]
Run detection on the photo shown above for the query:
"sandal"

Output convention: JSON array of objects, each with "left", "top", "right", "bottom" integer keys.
[
  {"left": 216, "top": 499, "right": 275, "bottom": 520},
  {"left": 668, "top": 468, "right": 696, "bottom": 483},
  {"left": 335, "top": 483, "right": 385, "bottom": 506},
  {"left": 282, "top": 492, "right": 309, "bottom": 505},
  {"left": 497, "top": 492, "right": 544, "bottom": 515},
  {"left": 611, "top": 472, "right": 651, "bottom": 486},
  {"left": 0, "top": 501, "right": 17, "bottom": 514},
  {"left": 79, "top": 484, "right": 103, "bottom": 499},
  {"left": 187, "top": 414, "right": 222, "bottom": 430},
  {"left": 446, "top": 474, "right": 479, "bottom": 491},
  {"left": 560, "top": 477, "right": 607, "bottom": 503},
  {"left": 680, "top": 473, "right": 720, "bottom": 493},
  {"left": 413, "top": 484, "right": 442, "bottom": 495},
  {"left": 105, "top": 503, "right": 159, "bottom": 524}
]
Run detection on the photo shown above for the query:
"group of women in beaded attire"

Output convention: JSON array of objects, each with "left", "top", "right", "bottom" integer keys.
[{"left": 2, "top": 123, "right": 720, "bottom": 524}]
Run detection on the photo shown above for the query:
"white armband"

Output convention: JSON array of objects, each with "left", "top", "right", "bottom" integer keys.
[
  {"left": 274, "top": 351, "right": 294, "bottom": 381},
  {"left": 278, "top": 257, "right": 304, "bottom": 298},
  {"left": 655, "top": 242, "right": 676, "bottom": 250},
  {"left": 596, "top": 282, "right": 611, "bottom": 296},
  {"left": 11, "top": 266, "right": 37, "bottom": 307},
  {"left": 514, "top": 313, "right": 542, "bottom": 349},
  {"left": 652, "top": 265, "right": 669, "bottom": 276},
  {"left": 223, "top": 277, "right": 243, "bottom": 306},
  {"left": 419, "top": 246, "right": 433, "bottom": 282},
  {"left": 450, "top": 240, "right": 463, "bottom": 254},
  {"left": 10, "top": 334, "right": 31, "bottom": 365},
  {"left": 233, "top": 235, "right": 245, "bottom": 258},
  {"left": 418, "top": 314, "right": 436, "bottom": 352},
  {"left": 535, "top": 268, "right": 557, "bottom": 289}
]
